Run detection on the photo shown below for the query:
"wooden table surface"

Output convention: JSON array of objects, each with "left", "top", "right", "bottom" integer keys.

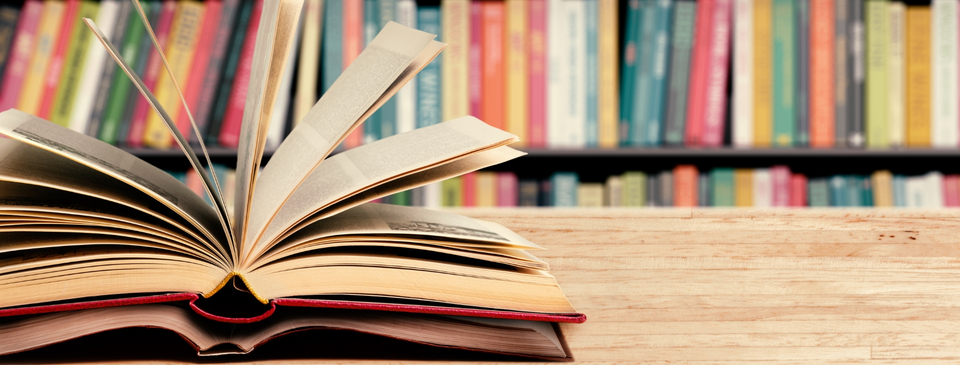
[{"left": 13, "top": 208, "right": 960, "bottom": 364}]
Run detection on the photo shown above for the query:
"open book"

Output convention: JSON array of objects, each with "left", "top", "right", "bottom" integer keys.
[{"left": 0, "top": 0, "right": 582, "bottom": 360}]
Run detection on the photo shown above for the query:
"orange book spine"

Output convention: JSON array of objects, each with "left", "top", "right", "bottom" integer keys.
[
  {"left": 480, "top": 1, "right": 504, "bottom": 131},
  {"left": 342, "top": 0, "right": 364, "bottom": 148},
  {"left": 905, "top": 6, "right": 930, "bottom": 147},
  {"left": 674, "top": 165, "right": 699, "bottom": 207},
  {"left": 37, "top": 0, "right": 79, "bottom": 119},
  {"left": 809, "top": 0, "right": 835, "bottom": 147}
]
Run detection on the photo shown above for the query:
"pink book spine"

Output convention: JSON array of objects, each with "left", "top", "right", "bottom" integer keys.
[
  {"left": 790, "top": 174, "right": 808, "bottom": 207},
  {"left": 342, "top": 0, "right": 364, "bottom": 148},
  {"left": 127, "top": 0, "right": 176, "bottom": 148},
  {"left": 218, "top": 0, "right": 264, "bottom": 148},
  {"left": 701, "top": 0, "right": 732, "bottom": 147},
  {"left": 462, "top": 172, "right": 476, "bottom": 207},
  {"left": 0, "top": 0, "right": 42, "bottom": 111},
  {"left": 771, "top": 165, "right": 791, "bottom": 207},
  {"left": 38, "top": 0, "right": 79, "bottom": 120},
  {"left": 527, "top": 0, "right": 547, "bottom": 148},
  {"left": 468, "top": 1, "right": 482, "bottom": 118},
  {"left": 177, "top": 0, "right": 223, "bottom": 144},
  {"left": 683, "top": 0, "right": 714, "bottom": 146},
  {"left": 944, "top": 175, "right": 960, "bottom": 207},
  {"left": 497, "top": 172, "right": 518, "bottom": 207}
]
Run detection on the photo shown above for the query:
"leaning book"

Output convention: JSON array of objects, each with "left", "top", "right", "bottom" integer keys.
[{"left": 0, "top": 0, "right": 583, "bottom": 360}]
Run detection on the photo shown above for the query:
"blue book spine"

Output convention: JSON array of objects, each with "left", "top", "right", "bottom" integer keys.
[
  {"left": 377, "top": 0, "right": 397, "bottom": 139},
  {"left": 363, "top": 0, "right": 381, "bottom": 143},
  {"left": 893, "top": 175, "right": 906, "bottom": 207},
  {"left": 417, "top": 6, "right": 442, "bottom": 128},
  {"left": 829, "top": 175, "right": 846, "bottom": 206},
  {"left": 322, "top": 0, "right": 343, "bottom": 95},
  {"left": 585, "top": 0, "right": 599, "bottom": 147},
  {"left": 550, "top": 172, "right": 579, "bottom": 207},
  {"left": 619, "top": 0, "right": 642, "bottom": 146},
  {"left": 644, "top": 0, "right": 674, "bottom": 146},
  {"left": 631, "top": 0, "right": 656, "bottom": 146}
]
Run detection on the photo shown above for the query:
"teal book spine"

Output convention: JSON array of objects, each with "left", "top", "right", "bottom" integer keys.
[
  {"left": 893, "top": 175, "right": 906, "bottom": 207},
  {"left": 363, "top": 0, "right": 381, "bottom": 143},
  {"left": 551, "top": 172, "right": 579, "bottom": 207},
  {"left": 772, "top": 0, "right": 796, "bottom": 147},
  {"left": 710, "top": 168, "right": 735, "bottom": 207},
  {"left": 416, "top": 6, "right": 442, "bottom": 128},
  {"left": 619, "top": 0, "right": 642, "bottom": 146},
  {"left": 829, "top": 175, "right": 846, "bottom": 206},
  {"left": 322, "top": 0, "right": 343, "bottom": 94},
  {"left": 585, "top": 0, "right": 599, "bottom": 147},
  {"left": 644, "top": 0, "right": 673, "bottom": 146},
  {"left": 808, "top": 178, "right": 830, "bottom": 207},
  {"left": 861, "top": 177, "right": 874, "bottom": 206},
  {"left": 846, "top": 175, "right": 863, "bottom": 206},
  {"left": 377, "top": 0, "right": 397, "bottom": 139},
  {"left": 663, "top": 0, "right": 696, "bottom": 146},
  {"left": 795, "top": 0, "right": 810, "bottom": 146},
  {"left": 631, "top": 0, "right": 656, "bottom": 146}
]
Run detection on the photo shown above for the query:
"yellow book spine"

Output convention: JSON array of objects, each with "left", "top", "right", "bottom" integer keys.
[
  {"left": 475, "top": 171, "right": 497, "bottom": 207},
  {"left": 505, "top": 0, "right": 527, "bottom": 146},
  {"left": 294, "top": 0, "right": 322, "bottom": 126},
  {"left": 442, "top": 0, "right": 469, "bottom": 122},
  {"left": 143, "top": 1, "right": 205, "bottom": 149},
  {"left": 865, "top": 0, "right": 888, "bottom": 148},
  {"left": 872, "top": 170, "right": 894, "bottom": 207},
  {"left": 753, "top": 0, "right": 773, "bottom": 147},
  {"left": 597, "top": 0, "right": 618, "bottom": 148},
  {"left": 734, "top": 169, "right": 754, "bottom": 207},
  {"left": 17, "top": 1, "right": 65, "bottom": 115},
  {"left": 905, "top": 6, "right": 930, "bottom": 147}
]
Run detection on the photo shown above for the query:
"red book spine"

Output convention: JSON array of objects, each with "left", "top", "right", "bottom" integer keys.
[
  {"left": 462, "top": 172, "right": 476, "bottom": 207},
  {"left": 37, "top": 0, "right": 79, "bottom": 120},
  {"left": 217, "top": 0, "right": 263, "bottom": 148},
  {"left": 790, "top": 173, "right": 808, "bottom": 207},
  {"left": 469, "top": 1, "right": 482, "bottom": 118},
  {"left": 674, "top": 165, "right": 699, "bottom": 207},
  {"left": 683, "top": 0, "right": 714, "bottom": 146},
  {"left": 771, "top": 165, "right": 791, "bottom": 207},
  {"left": 176, "top": 0, "right": 223, "bottom": 144},
  {"left": 0, "top": 0, "right": 42, "bottom": 111},
  {"left": 127, "top": 0, "right": 177, "bottom": 148},
  {"left": 701, "top": 0, "right": 732, "bottom": 147},
  {"left": 497, "top": 172, "right": 517, "bottom": 207},
  {"left": 944, "top": 175, "right": 960, "bottom": 207},
  {"left": 342, "top": 0, "right": 364, "bottom": 148},
  {"left": 527, "top": 0, "right": 547, "bottom": 147},
  {"left": 481, "top": 1, "right": 504, "bottom": 130},
  {"left": 810, "top": 0, "right": 835, "bottom": 147}
]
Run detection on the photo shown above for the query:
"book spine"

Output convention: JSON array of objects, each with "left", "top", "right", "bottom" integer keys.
[
  {"left": 293, "top": 0, "right": 322, "bottom": 126},
  {"left": 206, "top": 0, "right": 250, "bottom": 145},
  {"left": 217, "top": 0, "right": 263, "bottom": 148},
  {"left": 684, "top": 0, "right": 712, "bottom": 146},
  {"left": 829, "top": 175, "right": 845, "bottom": 206},
  {"left": 547, "top": 0, "right": 568, "bottom": 146},
  {"left": 0, "top": 1, "right": 40, "bottom": 111},
  {"left": 772, "top": 0, "right": 795, "bottom": 147},
  {"left": 17, "top": 0, "right": 65, "bottom": 116},
  {"left": 698, "top": 173, "right": 710, "bottom": 207},
  {"left": 604, "top": 176, "right": 621, "bottom": 207},
  {"left": 481, "top": 1, "right": 505, "bottom": 131},
  {"left": 862, "top": 176, "right": 874, "bottom": 206},
  {"left": 441, "top": 0, "right": 469, "bottom": 122},
  {"left": 563, "top": 0, "right": 587, "bottom": 147},
  {"left": 865, "top": 0, "right": 888, "bottom": 148},
  {"left": 808, "top": 178, "right": 829, "bottom": 206},
  {"left": 795, "top": 0, "right": 810, "bottom": 147},
  {"left": 871, "top": 170, "right": 893, "bottom": 206},
  {"left": 647, "top": 173, "right": 659, "bottom": 206},
  {"left": 597, "top": 0, "right": 618, "bottom": 148},
  {"left": 810, "top": 0, "right": 835, "bottom": 148},
  {"left": 468, "top": 1, "right": 481, "bottom": 118},
  {"left": 37, "top": 0, "right": 79, "bottom": 120},
  {"left": 127, "top": 0, "right": 176, "bottom": 148},
  {"left": 663, "top": 0, "right": 696, "bottom": 146},
  {"left": 645, "top": 0, "right": 674, "bottom": 147},
  {"left": 376, "top": 0, "right": 396, "bottom": 140},
  {"left": 67, "top": 0, "right": 119, "bottom": 135},
  {"left": 623, "top": 171, "right": 647, "bottom": 206},
  {"left": 753, "top": 0, "right": 772, "bottom": 147},
  {"left": 711, "top": 168, "right": 734, "bottom": 207},
  {"left": 461, "top": 172, "right": 476, "bottom": 207},
  {"left": 618, "top": 0, "right": 641, "bottom": 146},
  {"left": 342, "top": 0, "right": 364, "bottom": 148},
  {"left": 505, "top": 0, "right": 527, "bottom": 145},
  {"left": 527, "top": 0, "right": 546, "bottom": 147},
  {"left": 892, "top": 175, "right": 906, "bottom": 207},
  {"left": 926, "top": 172, "right": 945, "bottom": 208},
  {"left": 177, "top": 0, "right": 222, "bottom": 143},
  {"left": 701, "top": 0, "right": 731, "bottom": 147},
  {"left": 790, "top": 174, "right": 808, "bottom": 207},
  {"left": 846, "top": 175, "right": 861, "bottom": 207},
  {"left": 321, "top": 0, "right": 342, "bottom": 95},
  {"left": 674, "top": 165, "right": 698, "bottom": 207},
  {"left": 734, "top": 168, "right": 753, "bottom": 206},
  {"left": 0, "top": 5, "right": 19, "bottom": 90},
  {"left": 887, "top": 2, "right": 905, "bottom": 147},
  {"left": 584, "top": 0, "right": 598, "bottom": 147},
  {"left": 362, "top": 0, "right": 380, "bottom": 144},
  {"left": 577, "top": 183, "right": 604, "bottom": 207},
  {"left": 834, "top": 0, "right": 849, "bottom": 147},
  {"left": 551, "top": 172, "right": 579, "bottom": 207},
  {"left": 633, "top": 0, "right": 656, "bottom": 146},
  {"left": 659, "top": 170, "right": 674, "bottom": 206},
  {"left": 86, "top": 1, "right": 132, "bottom": 138},
  {"left": 416, "top": 6, "right": 442, "bottom": 128},
  {"left": 932, "top": 0, "right": 958, "bottom": 147},
  {"left": 497, "top": 172, "right": 518, "bottom": 207},
  {"left": 394, "top": 0, "right": 417, "bottom": 135},
  {"left": 441, "top": 177, "right": 463, "bottom": 207},
  {"left": 423, "top": 181, "right": 441, "bottom": 208},
  {"left": 144, "top": 1, "right": 205, "bottom": 149},
  {"left": 732, "top": 0, "right": 753, "bottom": 148},
  {"left": 51, "top": 1, "right": 99, "bottom": 128},
  {"left": 771, "top": 165, "right": 791, "bottom": 207},
  {"left": 905, "top": 5, "right": 930, "bottom": 147},
  {"left": 848, "top": 0, "right": 865, "bottom": 147},
  {"left": 753, "top": 168, "right": 772, "bottom": 207},
  {"left": 100, "top": 1, "right": 154, "bottom": 144},
  {"left": 519, "top": 179, "right": 540, "bottom": 207},
  {"left": 945, "top": 175, "right": 960, "bottom": 207},
  {"left": 190, "top": 0, "right": 239, "bottom": 144},
  {"left": 475, "top": 172, "right": 496, "bottom": 207}
]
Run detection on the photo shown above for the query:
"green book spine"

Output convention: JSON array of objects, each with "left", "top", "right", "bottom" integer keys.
[
  {"left": 808, "top": 178, "right": 830, "bottom": 207},
  {"left": 772, "top": 0, "right": 795, "bottom": 147},
  {"left": 50, "top": 1, "right": 100, "bottom": 127},
  {"left": 391, "top": 190, "right": 411, "bottom": 206},
  {"left": 663, "top": 0, "right": 696, "bottom": 146},
  {"left": 865, "top": 0, "right": 888, "bottom": 147},
  {"left": 99, "top": 3, "right": 148, "bottom": 144},
  {"left": 441, "top": 177, "right": 463, "bottom": 207},
  {"left": 619, "top": 0, "right": 642, "bottom": 146},
  {"left": 622, "top": 171, "right": 647, "bottom": 206},
  {"left": 710, "top": 168, "right": 735, "bottom": 207}
]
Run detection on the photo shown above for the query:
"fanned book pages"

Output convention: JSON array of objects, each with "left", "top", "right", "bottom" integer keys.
[{"left": 0, "top": 0, "right": 583, "bottom": 360}]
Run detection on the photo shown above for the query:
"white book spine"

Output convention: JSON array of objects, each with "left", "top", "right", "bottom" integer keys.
[
  {"left": 887, "top": 2, "right": 905, "bottom": 147},
  {"left": 905, "top": 176, "right": 924, "bottom": 207},
  {"left": 925, "top": 171, "right": 945, "bottom": 208},
  {"left": 932, "top": 0, "right": 958, "bottom": 147},
  {"left": 266, "top": 19, "right": 303, "bottom": 149},
  {"left": 752, "top": 168, "right": 772, "bottom": 207},
  {"left": 546, "top": 0, "right": 569, "bottom": 147},
  {"left": 67, "top": 0, "right": 122, "bottom": 134},
  {"left": 565, "top": 0, "right": 587, "bottom": 147},
  {"left": 423, "top": 181, "right": 442, "bottom": 208},
  {"left": 395, "top": 0, "right": 418, "bottom": 134},
  {"left": 732, "top": 0, "right": 753, "bottom": 148}
]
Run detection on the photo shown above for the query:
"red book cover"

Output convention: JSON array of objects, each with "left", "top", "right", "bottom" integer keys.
[
  {"left": 683, "top": 0, "right": 714, "bottom": 146},
  {"left": 790, "top": 173, "right": 808, "bottom": 207},
  {"left": 701, "top": 0, "right": 732, "bottom": 147},
  {"left": 943, "top": 175, "right": 960, "bottom": 207},
  {"left": 771, "top": 165, "right": 791, "bottom": 207},
  {"left": 469, "top": 1, "right": 482, "bottom": 118},
  {"left": 217, "top": 0, "right": 263, "bottom": 148},
  {"left": 342, "top": 0, "right": 364, "bottom": 148},
  {"left": 527, "top": 0, "right": 547, "bottom": 148},
  {"left": 37, "top": 0, "right": 79, "bottom": 120},
  {"left": 810, "top": 0, "right": 835, "bottom": 148},
  {"left": 674, "top": 165, "right": 699, "bottom": 207},
  {"left": 0, "top": 0, "right": 42, "bottom": 111},
  {"left": 176, "top": 0, "right": 223, "bottom": 144},
  {"left": 127, "top": 0, "right": 176, "bottom": 148},
  {"left": 481, "top": 1, "right": 505, "bottom": 130},
  {"left": 497, "top": 172, "right": 517, "bottom": 207},
  {"left": 462, "top": 171, "right": 477, "bottom": 207}
]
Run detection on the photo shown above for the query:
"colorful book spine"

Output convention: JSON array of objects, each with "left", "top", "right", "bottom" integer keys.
[
  {"left": 931, "top": 0, "right": 958, "bottom": 147},
  {"left": 623, "top": 171, "right": 647, "bottom": 206},
  {"left": 519, "top": 179, "right": 540, "bottom": 207},
  {"left": 416, "top": 6, "right": 442, "bottom": 128},
  {"left": 321, "top": 0, "right": 343, "bottom": 95},
  {"left": 376, "top": 0, "right": 397, "bottom": 140},
  {"left": 658, "top": 170, "right": 674, "bottom": 206},
  {"left": 904, "top": 5, "right": 930, "bottom": 147},
  {"left": 550, "top": 172, "right": 579, "bottom": 207},
  {"left": 886, "top": 2, "right": 905, "bottom": 147},
  {"left": 505, "top": 0, "right": 527, "bottom": 145},
  {"left": 771, "top": 165, "right": 790, "bottom": 207},
  {"left": 548, "top": 0, "right": 569, "bottom": 146},
  {"left": 584, "top": 0, "right": 598, "bottom": 147},
  {"left": 772, "top": 0, "right": 795, "bottom": 147},
  {"left": 632, "top": 0, "right": 655, "bottom": 146},
  {"left": 734, "top": 168, "right": 753, "bottom": 206},
  {"left": 810, "top": 0, "right": 835, "bottom": 148},
  {"left": 644, "top": 0, "right": 674, "bottom": 147},
  {"left": 17, "top": 0, "right": 65, "bottom": 116},
  {"left": 51, "top": 1, "right": 99, "bottom": 127},
  {"left": 99, "top": 1, "right": 154, "bottom": 145},
  {"left": 0, "top": 1, "right": 39, "bottom": 111},
  {"left": 663, "top": 0, "right": 696, "bottom": 146},
  {"left": 178, "top": 0, "right": 222, "bottom": 143},
  {"left": 619, "top": 0, "right": 641, "bottom": 146},
  {"left": 362, "top": 0, "right": 380, "bottom": 144},
  {"left": 37, "top": 0, "right": 79, "bottom": 120},
  {"left": 342, "top": 0, "right": 364, "bottom": 148},
  {"left": 461, "top": 172, "right": 476, "bottom": 207},
  {"left": 789, "top": 174, "right": 808, "bottom": 207},
  {"left": 710, "top": 168, "right": 735, "bottom": 207},
  {"left": 218, "top": 0, "right": 262, "bottom": 148},
  {"left": 861, "top": 176, "right": 873, "bottom": 206},
  {"left": 527, "top": 0, "right": 546, "bottom": 147},
  {"left": 834, "top": 0, "right": 849, "bottom": 146},
  {"left": 481, "top": 1, "right": 505, "bottom": 132},
  {"left": 795, "top": 0, "right": 810, "bottom": 147},
  {"left": 684, "top": 0, "right": 712, "bottom": 146},
  {"left": 0, "top": 5, "right": 19, "bottom": 90},
  {"left": 809, "top": 178, "right": 830, "bottom": 206},
  {"left": 67, "top": 0, "right": 119, "bottom": 135},
  {"left": 701, "top": 0, "right": 732, "bottom": 147},
  {"left": 86, "top": 0, "right": 132, "bottom": 138},
  {"left": 127, "top": 0, "right": 176, "bottom": 147},
  {"left": 468, "top": 1, "right": 481, "bottom": 119},
  {"left": 865, "top": 0, "right": 888, "bottom": 148},
  {"left": 674, "top": 165, "right": 698, "bottom": 207},
  {"left": 441, "top": 0, "right": 469, "bottom": 122},
  {"left": 829, "top": 175, "right": 846, "bottom": 206},
  {"left": 597, "top": 0, "right": 618, "bottom": 148},
  {"left": 497, "top": 172, "right": 518, "bottom": 207},
  {"left": 732, "top": 0, "right": 753, "bottom": 148},
  {"left": 293, "top": 0, "right": 322, "bottom": 125},
  {"left": 441, "top": 177, "right": 463, "bottom": 207},
  {"left": 604, "top": 176, "right": 621, "bottom": 207},
  {"left": 752, "top": 0, "right": 772, "bottom": 147},
  {"left": 646, "top": 173, "right": 659, "bottom": 206},
  {"left": 475, "top": 172, "right": 496, "bottom": 207},
  {"left": 848, "top": 0, "right": 865, "bottom": 147},
  {"left": 753, "top": 168, "right": 772, "bottom": 207},
  {"left": 558, "top": 0, "right": 586, "bottom": 147},
  {"left": 846, "top": 176, "right": 862, "bottom": 207},
  {"left": 578, "top": 183, "right": 604, "bottom": 207},
  {"left": 892, "top": 175, "right": 906, "bottom": 207},
  {"left": 872, "top": 170, "right": 894, "bottom": 207},
  {"left": 192, "top": 0, "right": 239, "bottom": 145},
  {"left": 698, "top": 173, "right": 710, "bottom": 207},
  {"left": 944, "top": 175, "right": 960, "bottom": 207}
]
